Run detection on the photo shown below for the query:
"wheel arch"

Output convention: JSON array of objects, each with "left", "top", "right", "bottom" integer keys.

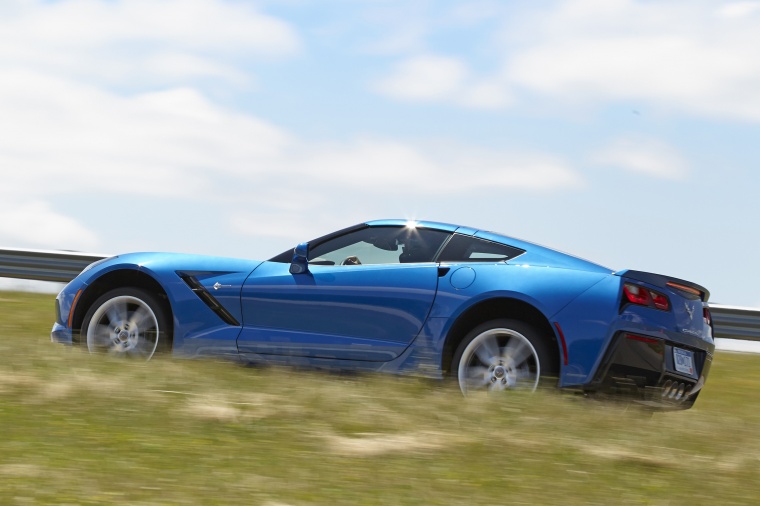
[
  {"left": 441, "top": 297, "right": 560, "bottom": 375},
  {"left": 72, "top": 268, "right": 173, "bottom": 343}
]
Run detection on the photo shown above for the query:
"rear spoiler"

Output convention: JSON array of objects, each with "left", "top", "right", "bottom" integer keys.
[{"left": 615, "top": 269, "right": 710, "bottom": 302}]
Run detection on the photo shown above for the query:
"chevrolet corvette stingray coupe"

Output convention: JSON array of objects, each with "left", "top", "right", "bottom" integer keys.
[{"left": 51, "top": 219, "right": 714, "bottom": 409}]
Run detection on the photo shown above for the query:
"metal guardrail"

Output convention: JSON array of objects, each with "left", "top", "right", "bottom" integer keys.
[
  {"left": 1, "top": 247, "right": 758, "bottom": 342},
  {"left": 709, "top": 304, "right": 760, "bottom": 343},
  {"left": 0, "top": 247, "right": 107, "bottom": 283}
]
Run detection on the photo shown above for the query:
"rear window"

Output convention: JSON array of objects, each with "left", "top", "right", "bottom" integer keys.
[{"left": 437, "top": 234, "right": 524, "bottom": 263}]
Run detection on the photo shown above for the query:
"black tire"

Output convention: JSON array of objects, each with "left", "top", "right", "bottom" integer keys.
[
  {"left": 452, "top": 318, "right": 556, "bottom": 396},
  {"left": 81, "top": 287, "right": 171, "bottom": 360}
]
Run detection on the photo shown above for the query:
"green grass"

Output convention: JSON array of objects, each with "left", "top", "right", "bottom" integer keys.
[{"left": 2, "top": 291, "right": 760, "bottom": 505}]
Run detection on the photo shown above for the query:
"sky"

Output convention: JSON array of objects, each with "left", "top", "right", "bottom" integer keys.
[{"left": 0, "top": 0, "right": 759, "bottom": 308}]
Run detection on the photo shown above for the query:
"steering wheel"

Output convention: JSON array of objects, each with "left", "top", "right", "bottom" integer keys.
[{"left": 341, "top": 256, "right": 362, "bottom": 266}]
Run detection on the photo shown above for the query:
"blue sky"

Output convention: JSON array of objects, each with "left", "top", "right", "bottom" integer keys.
[{"left": 1, "top": 0, "right": 759, "bottom": 308}]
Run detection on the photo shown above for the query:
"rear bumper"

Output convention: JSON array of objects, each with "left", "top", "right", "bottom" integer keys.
[{"left": 588, "top": 331, "right": 714, "bottom": 410}]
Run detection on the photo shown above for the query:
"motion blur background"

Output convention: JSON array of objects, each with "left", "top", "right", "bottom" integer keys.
[{"left": 1, "top": 0, "right": 758, "bottom": 308}]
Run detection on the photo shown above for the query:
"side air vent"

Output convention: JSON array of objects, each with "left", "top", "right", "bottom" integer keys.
[{"left": 178, "top": 274, "right": 240, "bottom": 326}]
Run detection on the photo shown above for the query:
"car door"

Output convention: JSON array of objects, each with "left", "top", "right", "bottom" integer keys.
[{"left": 237, "top": 225, "right": 450, "bottom": 362}]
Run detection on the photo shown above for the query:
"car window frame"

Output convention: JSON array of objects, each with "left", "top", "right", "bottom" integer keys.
[
  {"left": 433, "top": 233, "right": 525, "bottom": 264},
  {"left": 307, "top": 225, "right": 452, "bottom": 266}
]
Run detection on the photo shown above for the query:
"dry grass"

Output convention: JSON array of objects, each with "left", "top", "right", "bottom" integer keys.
[{"left": 2, "top": 291, "right": 760, "bottom": 504}]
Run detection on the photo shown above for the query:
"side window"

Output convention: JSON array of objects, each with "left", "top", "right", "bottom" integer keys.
[
  {"left": 437, "top": 234, "right": 524, "bottom": 263},
  {"left": 308, "top": 226, "right": 450, "bottom": 266}
]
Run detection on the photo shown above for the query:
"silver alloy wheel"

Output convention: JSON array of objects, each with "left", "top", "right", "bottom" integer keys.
[
  {"left": 457, "top": 328, "right": 541, "bottom": 395},
  {"left": 86, "top": 295, "right": 161, "bottom": 359}
]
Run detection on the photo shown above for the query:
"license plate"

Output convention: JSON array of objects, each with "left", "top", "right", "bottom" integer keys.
[{"left": 673, "top": 347, "right": 695, "bottom": 376}]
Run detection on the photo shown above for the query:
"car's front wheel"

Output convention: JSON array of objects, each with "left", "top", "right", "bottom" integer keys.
[
  {"left": 82, "top": 288, "right": 170, "bottom": 360},
  {"left": 453, "top": 319, "right": 553, "bottom": 396}
]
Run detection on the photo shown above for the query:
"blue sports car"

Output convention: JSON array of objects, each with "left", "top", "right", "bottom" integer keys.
[{"left": 51, "top": 219, "right": 714, "bottom": 409}]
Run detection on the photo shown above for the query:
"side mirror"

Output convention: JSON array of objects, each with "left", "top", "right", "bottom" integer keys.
[{"left": 289, "top": 242, "right": 310, "bottom": 274}]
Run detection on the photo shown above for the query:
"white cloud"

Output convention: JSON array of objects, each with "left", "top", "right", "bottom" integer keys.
[
  {"left": 140, "top": 52, "right": 250, "bottom": 85},
  {"left": 425, "top": 146, "right": 581, "bottom": 191},
  {"left": 0, "top": 200, "right": 98, "bottom": 250},
  {"left": 373, "top": 55, "right": 469, "bottom": 101},
  {"left": 458, "top": 80, "right": 512, "bottom": 109},
  {"left": 230, "top": 212, "right": 331, "bottom": 244},
  {"left": 367, "top": 1, "right": 760, "bottom": 121},
  {"left": 0, "top": 0, "right": 301, "bottom": 252},
  {"left": 373, "top": 54, "right": 510, "bottom": 109},
  {"left": 717, "top": 2, "right": 760, "bottom": 18},
  {"left": 0, "top": 71, "right": 291, "bottom": 199},
  {"left": 0, "top": 0, "right": 300, "bottom": 87},
  {"left": 0, "top": 70, "right": 579, "bottom": 251},
  {"left": 0, "top": 0, "right": 582, "bottom": 255},
  {"left": 503, "top": 0, "right": 760, "bottom": 121},
  {"left": 591, "top": 137, "right": 688, "bottom": 180},
  {"left": 0, "top": 68, "right": 575, "bottom": 201},
  {"left": 290, "top": 139, "right": 580, "bottom": 192},
  {"left": 227, "top": 141, "right": 581, "bottom": 246}
]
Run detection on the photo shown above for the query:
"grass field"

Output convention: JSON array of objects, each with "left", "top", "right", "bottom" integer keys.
[{"left": 2, "top": 291, "right": 760, "bottom": 505}]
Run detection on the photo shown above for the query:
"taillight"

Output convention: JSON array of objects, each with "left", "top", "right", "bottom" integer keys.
[
  {"left": 651, "top": 292, "right": 670, "bottom": 311},
  {"left": 623, "top": 283, "right": 670, "bottom": 311},
  {"left": 703, "top": 307, "right": 712, "bottom": 327}
]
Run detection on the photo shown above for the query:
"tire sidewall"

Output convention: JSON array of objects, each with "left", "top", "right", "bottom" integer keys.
[
  {"left": 81, "top": 287, "right": 171, "bottom": 356},
  {"left": 452, "top": 318, "right": 555, "bottom": 394}
]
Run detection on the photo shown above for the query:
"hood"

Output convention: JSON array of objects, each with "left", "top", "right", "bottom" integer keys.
[{"left": 81, "top": 252, "right": 263, "bottom": 282}]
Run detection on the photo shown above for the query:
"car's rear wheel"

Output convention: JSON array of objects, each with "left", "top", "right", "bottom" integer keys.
[
  {"left": 82, "top": 288, "right": 170, "bottom": 360},
  {"left": 453, "top": 319, "right": 553, "bottom": 396}
]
